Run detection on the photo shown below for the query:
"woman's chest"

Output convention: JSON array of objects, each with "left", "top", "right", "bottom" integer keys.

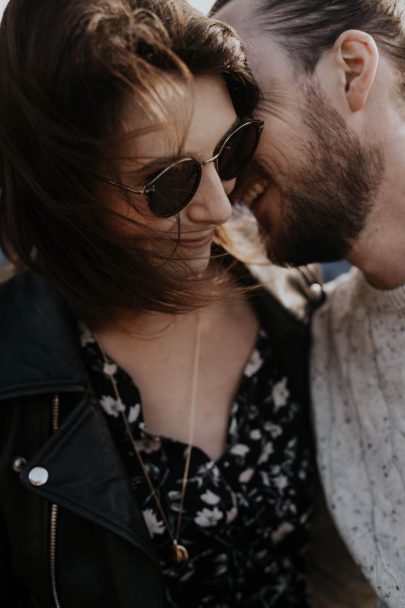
[{"left": 122, "top": 305, "right": 260, "bottom": 461}]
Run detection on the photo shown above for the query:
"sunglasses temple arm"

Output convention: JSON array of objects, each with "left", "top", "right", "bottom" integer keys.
[{"left": 96, "top": 175, "right": 146, "bottom": 196}]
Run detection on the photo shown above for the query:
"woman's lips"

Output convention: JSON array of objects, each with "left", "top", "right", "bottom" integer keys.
[{"left": 177, "top": 231, "right": 214, "bottom": 249}]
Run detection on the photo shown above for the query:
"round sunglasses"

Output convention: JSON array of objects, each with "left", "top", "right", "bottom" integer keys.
[{"left": 102, "top": 118, "right": 264, "bottom": 219}]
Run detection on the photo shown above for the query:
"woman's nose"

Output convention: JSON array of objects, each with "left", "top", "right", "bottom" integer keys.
[{"left": 185, "top": 164, "right": 234, "bottom": 225}]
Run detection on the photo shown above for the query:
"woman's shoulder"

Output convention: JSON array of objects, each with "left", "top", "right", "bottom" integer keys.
[
  {"left": 1, "top": 269, "right": 46, "bottom": 300},
  {"left": 0, "top": 271, "right": 70, "bottom": 327},
  {"left": 0, "top": 271, "right": 84, "bottom": 403}
]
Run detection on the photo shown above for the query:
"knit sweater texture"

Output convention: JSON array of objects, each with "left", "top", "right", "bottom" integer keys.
[{"left": 311, "top": 268, "right": 405, "bottom": 608}]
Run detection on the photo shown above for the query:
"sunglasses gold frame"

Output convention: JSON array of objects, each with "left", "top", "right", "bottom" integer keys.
[{"left": 100, "top": 118, "right": 264, "bottom": 218}]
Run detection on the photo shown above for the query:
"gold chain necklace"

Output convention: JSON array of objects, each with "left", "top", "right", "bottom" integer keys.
[{"left": 100, "top": 313, "right": 202, "bottom": 564}]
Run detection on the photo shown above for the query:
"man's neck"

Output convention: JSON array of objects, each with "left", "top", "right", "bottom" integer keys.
[
  {"left": 349, "top": 227, "right": 405, "bottom": 290},
  {"left": 348, "top": 141, "right": 405, "bottom": 290}
]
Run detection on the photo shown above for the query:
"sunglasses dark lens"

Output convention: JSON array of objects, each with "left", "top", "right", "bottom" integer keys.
[
  {"left": 217, "top": 123, "right": 261, "bottom": 181},
  {"left": 147, "top": 160, "right": 201, "bottom": 218}
]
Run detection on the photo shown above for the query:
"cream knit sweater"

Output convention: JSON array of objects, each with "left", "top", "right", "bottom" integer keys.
[{"left": 311, "top": 268, "right": 405, "bottom": 608}]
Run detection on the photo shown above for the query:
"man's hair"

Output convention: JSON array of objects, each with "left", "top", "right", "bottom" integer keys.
[
  {"left": 212, "top": 0, "right": 405, "bottom": 79},
  {"left": 0, "top": 0, "right": 259, "bottom": 325}
]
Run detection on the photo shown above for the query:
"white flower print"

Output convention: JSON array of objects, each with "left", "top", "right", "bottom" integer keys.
[
  {"left": 268, "top": 424, "right": 283, "bottom": 439},
  {"left": 272, "top": 377, "right": 290, "bottom": 410},
  {"left": 201, "top": 490, "right": 220, "bottom": 505},
  {"left": 230, "top": 444, "right": 250, "bottom": 457},
  {"left": 143, "top": 509, "right": 165, "bottom": 537},
  {"left": 103, "top": 361, "right": 118, "bottom": 377},
  {"left": 229, "top": 416, "right": 238, "bottom": 437},
  {"left": 194, "top": 507, "right": 223, "bottom": 527},
  {"left": 272, "top": 521, "right": 294, "bottom": 544},
  {"left": 128, "top": 403, "right": 141, "bottom": 423},
  {"left": 260, "top": 471, "right": 271, "bottom": 487},
  {"left": 250, "top": 429, "right": 261, "bottom": 440},
  {"left": 207, "top": 462, "right": 221, "bottom": 482},
  {"left": 244, "top": 349, "right": 263, "bottom": 377},
  {"left": 100, "top": 395, "right": 125, "bottom": 418},
  {"left": 239, "top": 468, "right": 254, "bottom": 484},
  {"left": 255, "top": 548, "right": 270, "bottom": 561},
  {"left": 287, "top": 437, "right": 297, "bottom": 451},
  {"left": 78, "top": 322, "right": 94, "bottom": 347},
  {"left": 274, "top": 475, "right": 288, "bottom": 491},
  {"left": 179, "top": 570, "right": 194, "bottom": 584},
  {"left": 135, "top": 438, "right": 161, "bottom": 454},
  {"left": 226, "top": 507, "right": 238, "bottom": 524},
  {"left": 258, "top": 442, "right": 274, "bottom": 465}
]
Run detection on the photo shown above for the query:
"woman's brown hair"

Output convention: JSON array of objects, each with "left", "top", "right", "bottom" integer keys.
[{"left": 0, "top": 0, "right": 259, "bottom": 325}]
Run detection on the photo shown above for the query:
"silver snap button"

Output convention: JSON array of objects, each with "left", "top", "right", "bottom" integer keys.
[
  {"left": 28, "top": 467, "right": 49, "bottom": 487},
  {"left": 309, "top": 282, "right": 323, "bottom": 302},
  {"left": 12, "top": 457, "right": 27, "bottom": 473}
]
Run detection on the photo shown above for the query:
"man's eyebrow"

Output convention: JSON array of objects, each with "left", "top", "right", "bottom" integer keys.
[{"left": 134, "top": 116, "right": 241, "bottom": 175}]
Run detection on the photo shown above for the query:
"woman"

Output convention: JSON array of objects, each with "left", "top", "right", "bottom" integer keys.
[{"left": 0, "top": 0, "right": 315, "bottom": 606}]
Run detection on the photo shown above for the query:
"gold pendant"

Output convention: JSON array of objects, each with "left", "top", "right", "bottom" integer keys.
[{"left": 172, "top": 542, "right": 189, "bottom": 563}]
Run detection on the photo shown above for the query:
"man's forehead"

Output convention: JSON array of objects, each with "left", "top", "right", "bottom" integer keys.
[
  {"left": 214, "top": 0, "right": 284, "bottom": 72},
  {"left": 214, "top": 0, "right": 279, "bottom": 62}
]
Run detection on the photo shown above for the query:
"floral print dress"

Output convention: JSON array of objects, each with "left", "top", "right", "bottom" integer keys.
[{"left": 80, "top": 311, "right": 314, "bottom": 608}]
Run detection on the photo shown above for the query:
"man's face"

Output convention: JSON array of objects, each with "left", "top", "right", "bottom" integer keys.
[{"left": 217, "top": 4, "right": 384, "bottom": 265}]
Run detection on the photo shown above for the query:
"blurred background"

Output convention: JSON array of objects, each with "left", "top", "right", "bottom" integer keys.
[
  {"left": 0, "top": 0, "right": 215, "bottom": 17},
  {"left": 188, "top": 0, "right": 215, "bottom": 12}
]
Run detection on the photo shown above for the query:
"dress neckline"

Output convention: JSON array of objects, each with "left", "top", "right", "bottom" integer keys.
[{"left": 81, "top": 322, "right": 271, "bottom": 466}]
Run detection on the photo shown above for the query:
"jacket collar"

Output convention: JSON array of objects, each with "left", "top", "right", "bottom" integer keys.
[
  {"left": 19, "top": 391, "right": 161, "bottom": 569},
  {"left": 0, "top": 272, "right": 87, "bottom": 401},
  {"left": 1, "top": 273, "right": 160, "bottom": 569}
]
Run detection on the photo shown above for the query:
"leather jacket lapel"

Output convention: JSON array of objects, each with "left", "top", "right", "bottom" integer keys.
[
  {"left": 19, "top": 391, "right": 159, "bottom": 568},
  {"left": 0, "top": 272, "right": 159, "bottom": 568}
]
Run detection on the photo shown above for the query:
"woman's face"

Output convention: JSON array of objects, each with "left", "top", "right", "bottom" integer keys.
[{"left": 107, "top": 74, "right": 238, "bottom": 276}]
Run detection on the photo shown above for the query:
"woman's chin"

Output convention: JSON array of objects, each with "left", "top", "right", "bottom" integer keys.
[{"left": 188, "top": 256, "right": 211, "bottom": 276}]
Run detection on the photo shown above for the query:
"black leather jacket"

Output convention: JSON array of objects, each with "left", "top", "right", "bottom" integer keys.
[{"left": 0, "top": 269, "right": 321, "bottom": 608}]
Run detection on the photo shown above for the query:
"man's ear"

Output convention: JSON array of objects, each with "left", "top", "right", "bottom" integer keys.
[{"left": 334, "top": 30, "right": 379, "bottom": 112}]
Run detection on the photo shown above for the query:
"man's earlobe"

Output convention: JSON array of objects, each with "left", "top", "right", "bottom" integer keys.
[{"left": 334, "top": 30, "right": 379, "bottom": 112}]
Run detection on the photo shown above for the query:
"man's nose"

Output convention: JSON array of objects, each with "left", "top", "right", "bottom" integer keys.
[{"left": 185, "top": 163, "right": 234, "bottom": 225}]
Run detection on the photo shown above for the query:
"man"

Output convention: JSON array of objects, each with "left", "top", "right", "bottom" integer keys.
[{"left": 213, "top": 1, "right": 405, "bottom": 607}]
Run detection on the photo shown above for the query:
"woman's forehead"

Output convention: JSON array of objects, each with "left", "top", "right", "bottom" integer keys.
[
  {"left": 186, "top": 74, "right": 237, "bottom": 155},
  {"left": 120, "top": 74, "right": 237, "bottom": 165}
]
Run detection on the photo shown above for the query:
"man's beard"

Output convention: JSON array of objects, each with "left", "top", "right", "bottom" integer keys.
[{"left": 261, "top": 85, "right": 384, "bottom": 266}]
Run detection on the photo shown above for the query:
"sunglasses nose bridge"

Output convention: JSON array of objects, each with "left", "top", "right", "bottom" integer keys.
[
  {"left": 201, "top": 150, "right": 221, "bottom": 171},
  {"left": 200, "top": 151, "right": 221, "bottom": 167}
]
